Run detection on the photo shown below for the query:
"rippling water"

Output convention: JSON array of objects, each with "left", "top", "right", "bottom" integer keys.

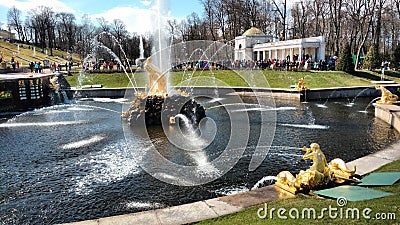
[{"left": 0, "top": 97, "right": 398, "bottom": 224}]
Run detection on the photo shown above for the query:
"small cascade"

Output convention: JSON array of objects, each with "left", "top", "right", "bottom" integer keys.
[{"left": 61, "top": 90, "right": 71, "bottom": 104}]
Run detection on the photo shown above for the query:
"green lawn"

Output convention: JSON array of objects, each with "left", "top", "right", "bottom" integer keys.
[
  {"left": 194, "top": 160, "right": 400, "bottom": 225},
  {"left": 66, "top": 69, "right": 389, "bottom": 89}
]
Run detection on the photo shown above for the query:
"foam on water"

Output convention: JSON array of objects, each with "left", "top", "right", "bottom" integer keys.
[
  {"left": 35, "top": 109, "right": 72, "bottom": 115},
  {"left": 67, "top": 107, "right": 94, "bottom": 111},
  {"left": 153, "top": 172, "right": 195, "bottom": 186},
  {"left": 214, "top": 186, "right": 249, "bottom": 196},
  {"left": 251, "top": 176, "right": 277, "bottom": 190},
  {"left": 231, "top": 106, "right": 297, "bottom": 113},
  {"left": 279, "top": 123, "right": 330, "bottom": 129},
  {"left": 0, "top": 120, "right": 87, "bottom": 128},
  {"left": 206, "top": 98, "right": 225, "bottom": 103},
  {"left": 91, "top": 98, "right": 130, "bottom": 103},
  {"left": 61, "top": 134, "right": 106, "bottom": 150},
  {"left": 125, "top": 201, "right": 164, "bottom": 210},
  {"left": 316, "top": 104, "right": 328, "bottom": 108},
  {"left": 71, "top": 141, "right": 141, "bottom": 195}
]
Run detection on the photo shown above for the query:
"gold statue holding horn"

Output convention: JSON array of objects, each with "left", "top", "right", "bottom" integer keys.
[{"left": 276, "top": 143, "right": 356, "bottom": 194}]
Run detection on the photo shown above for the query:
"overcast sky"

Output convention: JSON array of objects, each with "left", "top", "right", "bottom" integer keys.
[{"left": 0, "top": 0, "right": 203, "bottom": 34}]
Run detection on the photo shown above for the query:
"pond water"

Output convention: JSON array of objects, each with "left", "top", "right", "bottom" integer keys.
[{"left": 0, "top": 96, "right": 398, "bottom": 224}]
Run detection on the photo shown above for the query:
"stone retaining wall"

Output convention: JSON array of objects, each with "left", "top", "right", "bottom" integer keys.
[{"left": 70, "top": 85, "right": 400, "bottom": 101}]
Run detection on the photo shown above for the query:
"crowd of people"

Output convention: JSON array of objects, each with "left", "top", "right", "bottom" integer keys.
[
  {"left": 78, "top": 55, "right": 338, "bottom": 73},
  {"left": 82, "top": 60, "right": 124, "bottom": 71},
  {"left": 28, "top": 61, "right": 72, "bottom": 73},
  {"left": 171, "top": 57, "right": 336, "bottom": 72}
]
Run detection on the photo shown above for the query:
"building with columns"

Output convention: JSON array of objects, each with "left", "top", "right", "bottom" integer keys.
[{"left": 234, "top": 27, "right": 326, "bottom": 63}]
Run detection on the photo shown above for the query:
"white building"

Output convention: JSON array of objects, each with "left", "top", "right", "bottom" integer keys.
[{"left": 234, "top": 27, "right": 326, "bottom": 62}]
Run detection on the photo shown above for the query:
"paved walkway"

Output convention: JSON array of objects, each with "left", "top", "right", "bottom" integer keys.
[
  {"left": 347, "top": 141, "right": 400, "bottom": 176},
  {"left": 0, "top": 69, "right": 56, "bottom": 80},
  {"left": 61, "top": 140, "right": 400, "bottom": 225}
]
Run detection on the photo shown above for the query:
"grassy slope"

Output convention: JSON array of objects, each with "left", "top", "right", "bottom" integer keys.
[
  {"left": 194, "top": 161, "right": 400, "bottom": 225},
  {"left": 66, "top": 69, "right": 387, "bottom": 89},
  {"left": 0, "top": 41, "right": 80, "bottom": 65}
]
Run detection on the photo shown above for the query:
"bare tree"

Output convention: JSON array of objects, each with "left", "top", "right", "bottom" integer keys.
[
  {"left": 201, "top": 0, "right": 218, "bottom": 41},
  {"left": 7, "top": 6, "right": 26, "bottom": 42},
  {"left": 75, "top": 14, "right": 96, "bottom": 58},
  {"left": 344, "top": 0, "right": 375, "bottom": 70},
  {"left": 56, "top": 12, "right": 77, "bottom": 52},
  {"left": 28, "top": 6, "right": 56, "bottom": 54},
  {"left": 271, "top": 0, "right": 288, "bottom": 40},
  {"left": 111, "top": 19, "right": 128, "bottom": 59}
]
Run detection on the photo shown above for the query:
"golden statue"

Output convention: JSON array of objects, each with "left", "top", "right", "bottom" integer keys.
[
  {"left": 375, "top": 85, "right": 398, "bottom": 104},
  {"left": 49, "top": 76, "right": 60, "bottom": 91},
  {"left": 144, "top": 57, "right": 168, "bottom": 97},
  {"left": 295, "top": 77, "right": 308, "bottom": 91},
  {"left": 276, "top": 143, "right": 356, "bottom": 194}
]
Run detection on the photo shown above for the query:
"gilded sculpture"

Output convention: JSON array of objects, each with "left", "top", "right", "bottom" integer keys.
[
  {"left": 144, "top": 57, "right": 168, "bottom": 97},
  {"left": 375, "top": 85, "right": 398, "bottom": 104},
  {"left": 276, "top": 143, "right": 356, "bottom": 194},
  {"left": 295, "top": 77, "right": 308, "bottom": 91}
]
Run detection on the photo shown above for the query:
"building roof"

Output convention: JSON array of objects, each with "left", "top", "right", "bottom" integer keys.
[{"left": 243, "top": 27, "right": 265, "bottom": 36}]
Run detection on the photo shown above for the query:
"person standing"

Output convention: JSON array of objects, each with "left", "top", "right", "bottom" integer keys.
[
  {"left": 29, "top": 61, "right": 34, "bottom": 72},
  {"left": 34, "top": 62, "right": 39, "bottom": 73}
]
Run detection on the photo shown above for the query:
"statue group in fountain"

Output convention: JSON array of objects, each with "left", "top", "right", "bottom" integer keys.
[
  {"left": 122, "top": 57, "right": 206, "bottom": 126},
  {"left": 276, "top": 143, "right": 356, "bottom": 194},
  {"left": 145, "top": 57, "right": 168, "bottom": 97},
  {"left": 295, "top": 77, "right": 308, "bottom": 91}
]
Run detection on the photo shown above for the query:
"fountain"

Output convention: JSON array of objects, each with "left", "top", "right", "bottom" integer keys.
[
  {"left": 135, "top": 35, "right": 146, "bottom": 68},
  {"left": 122, "top": 57, "right": 206, "bottom": 126}
]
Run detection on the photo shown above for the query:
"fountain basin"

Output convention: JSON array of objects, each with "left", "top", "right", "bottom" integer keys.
[{"left": 0, "top": 95, "right": 399, "bottom": 224}]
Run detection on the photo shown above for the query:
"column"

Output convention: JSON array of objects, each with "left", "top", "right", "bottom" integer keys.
[
  {"left": 299, "top": 47, "right": 303, "bottom": 61},
  {"left": 282, "top": 49, "right": 286, "bottom": 61},
  {"left": 290, "top": 48, "right": 294, "bottom": 61}
]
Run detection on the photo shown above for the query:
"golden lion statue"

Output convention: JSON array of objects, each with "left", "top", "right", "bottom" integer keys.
[{"left": 375, "top": 85, "right": 398, "bottom": 104}]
